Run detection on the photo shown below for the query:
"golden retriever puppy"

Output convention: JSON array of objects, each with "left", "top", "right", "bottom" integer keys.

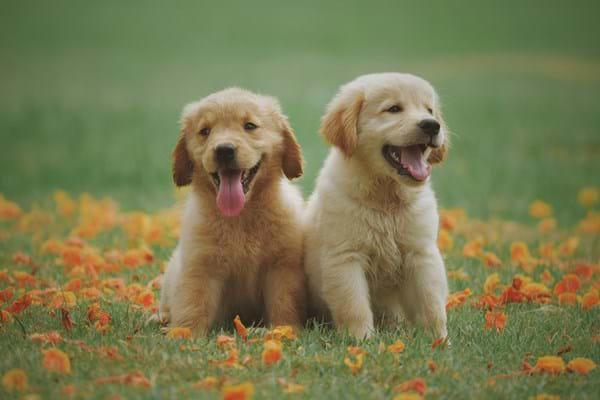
[
  {"left": 304, "top": 73, "right": 449, "bottom": 340},
  {"left": 159, "top": 88, "right": 307, "bottom": 335}
]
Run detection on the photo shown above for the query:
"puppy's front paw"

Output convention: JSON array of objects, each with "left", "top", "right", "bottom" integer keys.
[{"left": 342, "top": 319, "right": 374, "bottom": 340}]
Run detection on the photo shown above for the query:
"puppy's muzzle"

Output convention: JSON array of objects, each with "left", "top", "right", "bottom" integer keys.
[
  {"left": 215, "top": 143, "right": 237, "bottom": 168},
  {"left": 418, "top": 118, "right": 440, "bottom": 137}
]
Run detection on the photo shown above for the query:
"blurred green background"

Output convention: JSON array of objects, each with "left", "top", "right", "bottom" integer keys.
[{"left": 1, "top": 0, "right": 599, "bottom": 222}]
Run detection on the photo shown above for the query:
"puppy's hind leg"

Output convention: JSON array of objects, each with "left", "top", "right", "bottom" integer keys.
[{"left": 321, "top": 253, "right": 374, "bottom": 340}]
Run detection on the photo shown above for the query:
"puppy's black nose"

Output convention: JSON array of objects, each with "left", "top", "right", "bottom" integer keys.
[
  {"left": 215, "top": 143, "right": 236, "bottom": 164},
  {"left": 418, "top": 119, "right": 440, "bottom": 136}
]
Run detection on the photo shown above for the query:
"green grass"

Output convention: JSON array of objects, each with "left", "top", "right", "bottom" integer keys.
[{"left": 1, "top": 0, "right": 599, "bottom": 399}]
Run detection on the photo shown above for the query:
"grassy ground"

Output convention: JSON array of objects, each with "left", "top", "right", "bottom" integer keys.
[{"left": 1, "top": 0, "right": 599, "bottom": 399}]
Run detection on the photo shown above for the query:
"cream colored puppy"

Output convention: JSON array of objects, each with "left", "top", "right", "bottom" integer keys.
[{"left": 304, "top": 73, "right": 449, "bottom": 340}]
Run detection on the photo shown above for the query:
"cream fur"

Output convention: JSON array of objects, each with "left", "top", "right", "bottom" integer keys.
[{"left": 304, "top": 73, "right": 449, "bottom": 339}]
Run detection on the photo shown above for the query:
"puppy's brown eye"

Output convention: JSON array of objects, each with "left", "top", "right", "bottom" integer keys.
[
  {"left": 244, "top": 122, "right": 258, "bottom": 131},
  {"left": 426, "top": 107, "right": 433, "bottom": 114},
  {"left": 386, "top": 105, "right": 403, "bottom": 113},
  {"left": 199, "top": 128, "right": 210, "bottom": 136}
]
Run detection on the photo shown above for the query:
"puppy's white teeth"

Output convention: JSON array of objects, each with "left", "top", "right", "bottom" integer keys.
[{"left": 390, "top": 151, "right": 401, "bottom": 163}]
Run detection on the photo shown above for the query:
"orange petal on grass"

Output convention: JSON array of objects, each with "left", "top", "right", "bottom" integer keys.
[
  {"left": 191, "top": 376, "right": 219, "bottom": 390},
  {"left": 484, "top": 311, "right": 507, "bottom": 332},
  {"left": 42, "top": 348, "right": 71, "bottom": 374},
  {"left": 566, "top": 358, "right": 596, "bottom": 375},
  {"left": 529, "top": 200, "right": 552, "bottom": 218},
  {"left": 262, "top": 339, "right": 283, "bottom": 366},
  {"left": 344, "top": 353, "right": 364, "bottom": 375},
  {"left": 277, "top": 378, "right": 305, "bottom": 394},
  {"left": 95, "top": 370, "right": 152, "bottom": 388},
  {"left": 216, "top": 335, "right": 236, "bottom": 347},
  {"left": 446, "top": 288, "right": 471, "bottom": 310},
  {"left": 577, "top": 187, "right": 599, "bottom": 207},
  {"left": 222, "top": 382, "right": 254, "bottom": 400},
  {"left": 462, "top": 238, "right": 484, "bottom": 258},
  {"left": 387, "top": 340, "right": 406, "bottom": 354},
  {"left": 6, "top": 293, "right": 32, "bottom": 314},
  {"left": 553, "top": 274, "right": 580, "bottom": 295},
  {"left": 582, "top": 288, "right": 599, "bottom": 310},
  {"left": 483, "top": 252, "right": 502, "bottom": 268},
  {"left": 2, "top": 368, "right": 28, "bottom": 391},
  {"left": 427, "top": 359, "right": 437, "bottom": 372},
  {"left": 394, "top": 378, "right": 427, "bottom": 395},
  {"left": 29, "top": 331, "right": 63, "bottom": 345},
  {"left": 166, "top": 327, "right": 192, "bottom": 340},
  {"left": 233, "top": 315, "right": 248, "bottom": 341},
  {"left": 557, "top": 292, "right": 578, "bottom": 306},
  {"left": 534, "top": 356, "right": 565, "bottom": 374},
  {"left": 393, "top": 394, "right": 423, "bottom": 400},
  {"left": 264, "top": 325, "right": 297, "bottom": 341},
  {"left": 483, "top": 273, "right": 500, "bottom": 295}
]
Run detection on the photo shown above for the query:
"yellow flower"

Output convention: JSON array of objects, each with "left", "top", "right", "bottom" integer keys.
[
  {"left": 2, "top": 368, "right": 28, "bottom": 391},
  {"left": 529, "top": 200, "right": 553, "bottom": 218},
  {"left": 566, "top": 357, "right": 596, "bottom": 375},
  {"left": 534, "top": 356, "right": 565, "bottom": 374},
  {"left": 578, "top": 187, "right": 599, "bottom": 207},
  {"left": 483, "top": 273, "right": 500, "bottom": 294}
]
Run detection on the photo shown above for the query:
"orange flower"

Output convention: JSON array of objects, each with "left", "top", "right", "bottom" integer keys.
[
  {"left": 42, "top": 348, "right": 71, "bottom": 374},
  {"left": 387, "top": 340, "right": 406, "bottom": 354},
  {"left": 553, "top": 274, "right": 580, "bottom": 295},
  {"left": 54, "top": 190, "right": 77, "bottom": 218},
  {"left": 135, "top": 290, "right": 155, "bottom": 309},
  {"left": 262, "top": 339, "right": 283, "bottom": 366},
  {"left": 50, "top": 291, "right": 77, "bottom": 309},
  {"left": 393, "top": 394, "right": 423, "bottom": 400},
  {"left": 529, "top": 200, "right": 552, "bottom": 218},
  {"left": 29, "top": 331, "right": 63, "bottom": 345},
  {"left": 264, "top": 325, "right": 297, "bottom": 341},
  {"left": 437, "top": 229, "right": 453, "bottom": 252},
  {"left": 538, "top": 242, "right": 555, "bottom": 260},
  {"left": 6, "top": 293, "right": 32, "bottom": 314},
  {"left": 2, "top": 368, "right": 28, "bottom": 391},
  {"left": 566, "top": 358, "right": 596, "bottom": 375},
  {"left": 462, "top": 239, "right": 484, "bottom": 258},
  {"left": 0, "top": 195, "right": 22, "bottom": 220},
  {"left": 483, "top": 273, "right": 500, "bottom": 295},
  {"left": 484, "top": 311, "right": 507, "bottom": 332},
  {"left": 166, "top": 327, "right": 192, "bottom": 340},
  {"left": 222, "top": 382, "right": 254, "bottom": 400},
  {"left": 394, "top": 378, "right": 427, "bottom": 395},
  {"left": 558, "top": 237, "right": 579, "bottom": 256},
  {"left": 537, "top": 218, "right": 556, "bottom": 233},
  {"left": 557, "top": 292, "right": 578, "bottom": 306},
  {"left": 578, "top": 211, "right": 600, "bottom": 233},
  {"left": 540, "top": 270, "right": 554, "bottom": 285},
  {"left": 427, "top": 359, "right": 437, "bottom": 372},
  {"left": 344, "top": 353, "right": 364, "bottom": 374},
  {"left": 521, "top": 283, "right": 551, "bottom": 302},
  {"left": 572, "top": 263, "right": 595, "bottom": 280},
  {"left": 582, "top": 288, "right": 599, "bottom": 310},
  {"left": 95, "top": 371, "right": 152, "bottom": 388},
  {"left": 446, "top": 288, "right": 471, "bottom": 310},
  {"left": 534, "top": 356, "right": 565, "bottom": 374},
  {"left": 483, "top": 252, "right": 502, "bottom": 268},
  {"left": 191, "top": 376, "right": 219, "bottom": 390},
  {"left": 233, "top": 315, "right": 248, "bottom": 341},
  {"left": 510, "top": 242, "right": 531, "bottom": 264},
  {"left": 216, "top": 335, "right": 236, "bottom": 347},
  {"left": 578, "top": 187, "right": 599, "bottom": 207}
]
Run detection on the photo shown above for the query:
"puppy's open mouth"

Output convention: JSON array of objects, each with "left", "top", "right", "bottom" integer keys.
[
  {"left": 210, "top": 161, "right": 261, "bottom": 217},
  {"left": 382, "top": 144, "right": 431, "bottom": 182}
]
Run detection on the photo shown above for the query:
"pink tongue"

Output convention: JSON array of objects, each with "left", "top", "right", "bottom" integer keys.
[
  {"left": 401, "top": 146, "right": 431, "bottom": 181},
  {"left": 216, "top": 170, "right": 245, "bottom": 217}
]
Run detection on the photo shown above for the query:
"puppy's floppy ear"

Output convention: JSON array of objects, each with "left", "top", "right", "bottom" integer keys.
[
  {"left": 428, "top": 101, "right": 449, "bottom": 165},
  {"left": 320, "top": 86, "right": 364, "bottom": 157},
  {"left": 172, "top": 103, "right": 197, "bottom": 186},
  {"left": 281, "top": 126, "right": 304, "bottom": 179}
]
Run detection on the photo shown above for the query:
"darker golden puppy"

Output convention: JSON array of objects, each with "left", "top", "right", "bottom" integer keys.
[{"left": 159, "top": 88, "right": 307, "bottom": 335}]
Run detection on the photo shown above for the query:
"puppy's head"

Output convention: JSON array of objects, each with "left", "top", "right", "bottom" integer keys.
[
  {"left": 321, "top": 73, "right": 448, "bottom": 186},
  {"left": 173, "top": 88, "right": 303, "bottom": 217}
]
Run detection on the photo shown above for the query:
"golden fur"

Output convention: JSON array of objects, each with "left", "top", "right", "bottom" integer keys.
[
  {"left": 304, "top": 73, "right": 450, "bottom": 339},
  {"left": 160, "top": 88, "right": 307, "bottom": 335}
]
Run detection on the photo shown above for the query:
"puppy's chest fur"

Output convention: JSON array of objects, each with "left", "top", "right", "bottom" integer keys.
[{"left": 351, "top": 202, "right": 436, "bottom": 287}]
